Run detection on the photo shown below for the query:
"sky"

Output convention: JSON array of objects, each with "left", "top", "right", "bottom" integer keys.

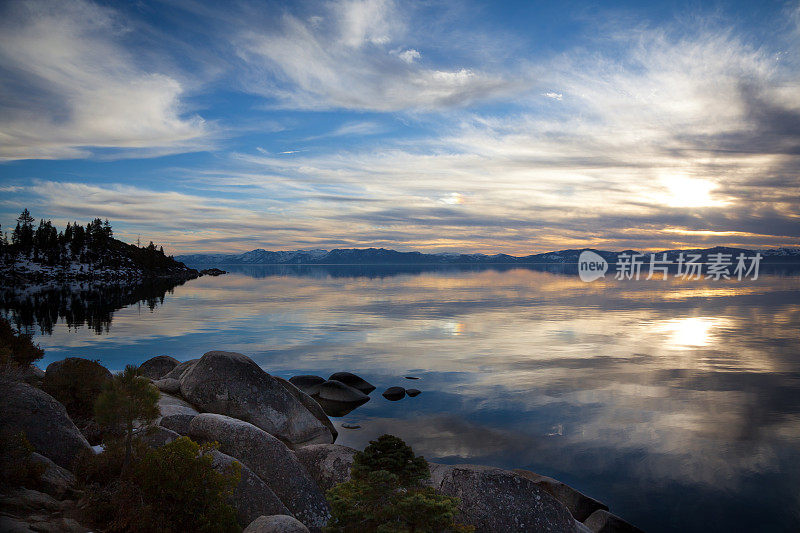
[{"left": 0, "top": 0, "right": 799, "bottom": 255}]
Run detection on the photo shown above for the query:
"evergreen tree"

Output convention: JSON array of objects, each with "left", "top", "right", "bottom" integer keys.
[
  {"left": 11, "top": 208, "right": 35, "bottom": 252},
  {"left": 95, "top": 365, "right": 160, "bottom": 467}
]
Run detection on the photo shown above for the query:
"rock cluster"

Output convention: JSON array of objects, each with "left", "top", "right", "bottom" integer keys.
[{"left": 0, "top": 353, "right": 643, "bottom": 533}]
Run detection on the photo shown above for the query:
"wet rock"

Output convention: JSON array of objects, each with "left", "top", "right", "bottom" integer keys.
[
  {"left": 244, "top": 515, "right": 310, "bottom": 533},
  {"left": 209, "top": 450, "right": 290, "bottom": 527},
  {"left": 312, "top": 380, "right": 370, "bottom": 417},
  {"left": 512, "top": 469, "right": 608, "bottom": 522},
  {"left": 382, "top": 386, "right": 405, "bottom": 401},
  {"left": 29, "top": 453, "right": 76, "bottom": 497},
  {"left": 274, "top": 376, "right": 337, "bottom": 442},
  {"left": 288, "top": 375, "right": 326, "bottom": 396},
  {"left": 404, "top": 376, "right": 420, "bottom": 380},
  {"left": 341, "top": 423, "right": 361, "bottom": 429},
  {"left": 428, "top": 463, "right": 578, "bottom": 533},
  {"left": 0, "top": 381, "right": 91, "bottom": 469},
  {"left": 156, "top": 392, "right": 199, "bottom": 435},
  {"left": 138, "top": 355, "right": 179, "bottom": 380},
  {"left": 583, "top": 510, "right": 644, "bottom": 533},
  {"left": 328, "top": 372, "right": 376, "bottom": 394},
  {"left": 294, "top": 443, "right": 357, "bottom": 493},
  {"left": 153, "top": 377, "right": 181, "bottom": 394},
  {"left": 406, "top": 389, "right": 421, "bottom": 397},
  {"left": 189, "top": 413, "right": 330, "bottom": 529},
  {"left": 180, "top": 351, "right": 333, "bottom": 447}
]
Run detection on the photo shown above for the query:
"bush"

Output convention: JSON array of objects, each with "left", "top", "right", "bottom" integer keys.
[
  {"left": 42, "top": 357, "right": 110, "bottom": 422},
  {"left": 0, "top": 317, "right": 44, "bottom": 367},
  {"left": 325, "top": 434, "right": 472, "bottom": 533},
  {"left": 0, "top": 429, "right": 45, "bottom": 488},
  {"left": 81, "top": 437, "right": 241, "bottom": 533}
]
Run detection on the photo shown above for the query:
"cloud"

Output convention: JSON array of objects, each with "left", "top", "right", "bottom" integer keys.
[
  {"left": 0, "top": 0, "right": 208, "bottom": 160},
  {"left": 234, "top": 0, "right": 510, "bottom": 111}
]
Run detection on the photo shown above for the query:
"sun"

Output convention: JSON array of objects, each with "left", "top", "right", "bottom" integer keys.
[{"left": 658, "top": 174, "right": 726, "bottom": 208}]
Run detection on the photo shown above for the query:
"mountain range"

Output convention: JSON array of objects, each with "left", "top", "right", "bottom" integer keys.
[{"left": 176, "top": 246, "right": 800, "bottom": 265}]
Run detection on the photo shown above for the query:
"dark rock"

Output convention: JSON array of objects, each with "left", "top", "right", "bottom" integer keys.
[
  {"left": 312, "top": 380, "right": 370, "bottom": 417},
  {"left": 153, "top": 377, "right": 181, "bottom": 394},
  {"left": 29, "top": 453, "right": 76, "bottom": 497},
  {"left": 244, "top": 515, "right": 310, "bottom": 533},
  {"left": 274, "top": 376, "right": 337, "bottom": 442},
  {"left": 512, "top": 469, "right": 608, "bottom": 522},
  {"left": 138, "top": 355, "right": 179, "bottom": 380},
  {"left": 328, "top": 372, "right": 375, "bottom": 393},
  {"left": 294, "top": 444, "right": 357, "bottom": 493},
  {"left": 162, "top": 358, "right": 199, "bottom": 381},
  {"left": 0, "top": 381, "right": 91, "bottom": 469},
  {"left": 140, "top": 426, "right": 181, "bottom": 448},
  {"left": 200, "top": 268, "right": 227, "bottom": 276},
  {"left": 428, "top": 463, "right": 578, "bottom": 532},
  {"left": 404, "top": 376, "right": 420, "bottom": 380},
  {"left": 341, "top": 423, "right": 361, "bottom": 429},
  {"left": 209, "top": 450, "right": 290, "bottom": 527},
  {"left": 45, "top": 357, "right": 112, "bottom": 381},
  {"left": 20, "top": 365, "right": 45, "bottom": 386},
  {"left": 583, "top": 510, "right": 644, "bottom": 533},
  {"left": 382, "top": 386, "right": 405, "bottom": 401},
  {"left": 406, "top": 389, "right": 421, "bottom": 397},
  {"left": 180, "top": 351, "right": 333, "bottom": 447},
  {"left": 156, "top": 392, "right": 199, "bottom": 435},
  {"left": 288, "top": 375, "right": 326, "bottom": 396},
  {"left": 189, "top": 413, "right": 329, "bottom": 529}
]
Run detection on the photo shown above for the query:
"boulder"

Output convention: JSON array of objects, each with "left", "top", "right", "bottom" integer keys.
[
  {"left": 209, "top": 450, "right": 290, "bottom": 527},
  {"left": 382, "top": 386, "right": 405, "bottom": 401},
  {"left": 138, "top": 355, "right": 179, "bottom": 380},
  {"left": 162, "top": 358, "right": 199, "bottom": 380},
  {"left": 180, "top": 351, "right": 332, "bottom": 447},
  {"left": 512, "top": 469, "right": 608, "bottom": 522},
  {"left": 189, "top": 413, "right": 329, "bottom": 529},
  {"left": 244, "top": 515, "right": 310, "bottom": 533},
  {"left": 156, "top": 393, "right": 199, "bottom": 435},
  {"left": 153, "top": 377, "right": 181, "bottom": 394},
  {"left": 44, "top": 357, "right": 112, "bottom": 381},
  {"left": 140, "top": 426, "right": 181, "bottom": 448},
  {"left": 29, "top": 453, "right": 76, "bottom": 497},
  {"left": 315, "top": 380, "right": 369, "bottom": 404},
  {"left": 0, "top": 381, "right": 91, "bottom": 469},
  {"left": 20, "top": 365, "right": 45, "bottom": 386},
  {"left": 294, "top": 444, "right": 357, "bottom": 492},
  {"left": 288, "top": 375, "right": 326, "bottom": 396},
  {"left": 274, "top": 377, "right": 337, "bottom": 442},
  {"left": 583, "top": 510, "right": 644, "bottom": 533},
  {"left": 406, "top": 388, "right": 421, "bottom": 397},
  {"left": 328, "top": 372, "right": 376, "bottom": 394},
  {"left": 428, "top": 464, "right": 578, "bottom": 533}
]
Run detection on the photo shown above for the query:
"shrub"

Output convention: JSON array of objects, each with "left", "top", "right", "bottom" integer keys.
[
  {"left": 0, "top": 316, "right": 44, "bottom": 367},
  {"left": 0, "top": 429, "right": 45, "bottom": 488},
  {"left": 42, "top": 357, "right": 110, "bottom": 422},
  {"left": 325, "top": 434, "right": 472, "bottom": 533},
  {"left": 81, "top": 437, "right": 241, "bottom": 533}
]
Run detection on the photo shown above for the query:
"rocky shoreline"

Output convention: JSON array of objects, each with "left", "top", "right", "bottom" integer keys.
[{"left": 1, "top": 351, "right": 643, "bottom": 532}]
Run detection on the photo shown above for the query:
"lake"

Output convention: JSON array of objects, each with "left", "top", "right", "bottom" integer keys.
[{"left": 5, "top": 265, "right": 800, "bottom": 532}]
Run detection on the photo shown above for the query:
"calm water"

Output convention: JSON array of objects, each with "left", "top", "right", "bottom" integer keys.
[{"left": 6, "top": 265, "right": 800, "bottom": 532}]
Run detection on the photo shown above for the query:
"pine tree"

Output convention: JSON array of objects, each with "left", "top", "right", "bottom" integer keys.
[{"left": 12, "top": 209, "right": 35, "bottom": 252}]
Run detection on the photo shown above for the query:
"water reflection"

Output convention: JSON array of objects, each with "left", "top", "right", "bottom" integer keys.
[{"left": 11, "top": 265, "right": 800, "bottom": 532}]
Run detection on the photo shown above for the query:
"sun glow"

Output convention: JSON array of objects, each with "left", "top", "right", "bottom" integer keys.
[{"left": 659, "top": 175, "right": 726, "bottom": 208}]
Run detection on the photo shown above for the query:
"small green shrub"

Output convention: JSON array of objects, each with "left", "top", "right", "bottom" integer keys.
[
  {"left": 0, "top": 430, "right": 45, "bottom": 488},
  {"left": 42, "top": 358, "right": 110, "bottom": 421},
  {"left": 81, "top": 437, "right": 241, "bottom": 533},
  {"left": 0, "top": 317, "right": 44, "bottom": 367},
  {"left": 325, "top": 434, "right": 473, "bottom": 533}
]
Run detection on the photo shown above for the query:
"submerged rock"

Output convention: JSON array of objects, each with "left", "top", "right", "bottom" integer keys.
[
  {"left": 382, "top": 386, "right": 405, "bottom": 401},
  {"left": 312, "top": 380, "right": 370, "bottom": 417},
  {"left": 328, "top": 372, "right": 376, "bottom": 394},
  {"left": 428, "top": 463, "right": 578, "bottom": 533},
  {"left": 406, "top": 388, "right": 421, "bottom": 397},
  {"left": 180, "top": 351, "right": 333, "bottom": 447},
  {"left": 583, "top": 510, "right": 644, "bottom": 533},
  {"left": 513, "top": 469, "right": 608, "bottom": 522},
  {"left": 244, "top": 515, "right": 310, "bottom": 533},
  {"left": 138, "top": 355, "right": 179, "bottom": 380},
  {"left": 288, "top": 375, "right": 326, "bottom": 396},
  {"left": 189, "top": 413, "right": 330, "bottom": 529},
  {"left": 294, "top": 444, "right": 357, "bottom": 493},
  {"left": 0, "top": 381, "right": 91, "bottom": 469},
  {"left": 209, "top": 450, "right": 290, "bottom": 527}
]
